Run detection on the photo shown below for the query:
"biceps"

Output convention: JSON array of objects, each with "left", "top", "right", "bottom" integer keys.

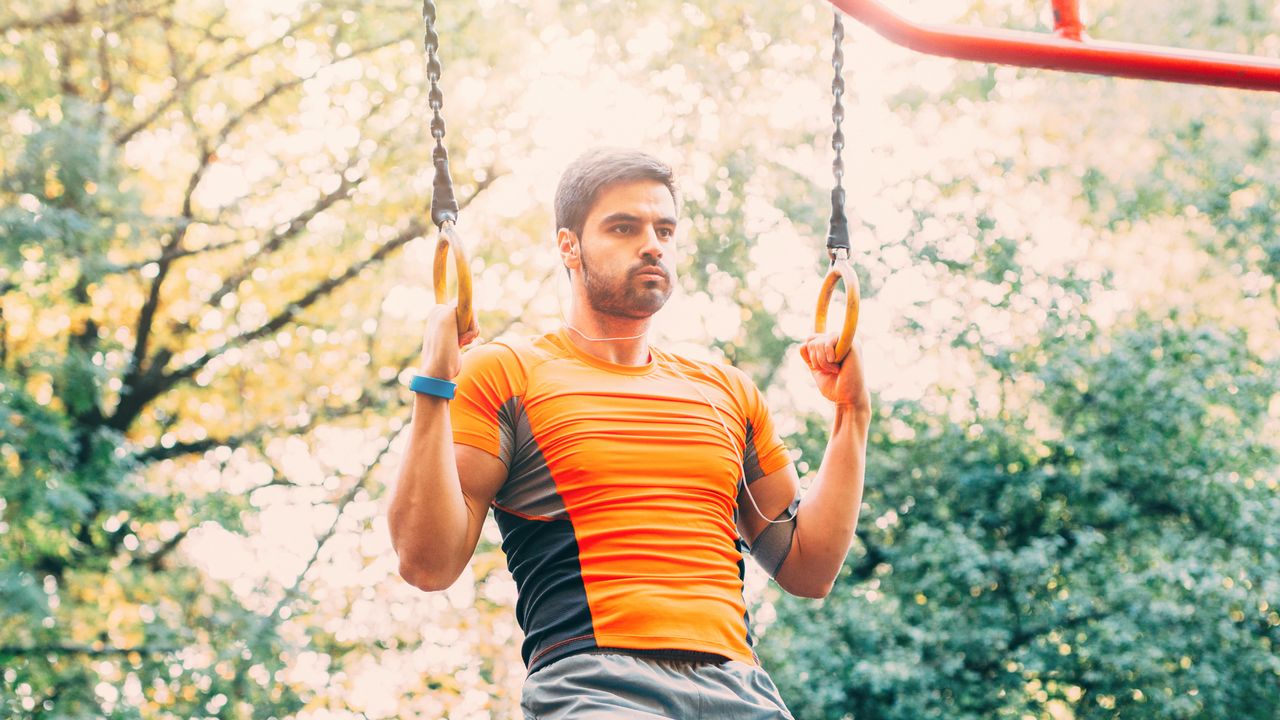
[
  {"left": 739, "top": 464, "right": 801, "bottom": 576},
  {"left": 456, "top": 443, "right": 506, "bottom": 526}
]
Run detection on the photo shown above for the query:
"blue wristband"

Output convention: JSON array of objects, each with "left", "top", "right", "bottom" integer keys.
[{"left": 409, "top": 374, "right": 457, "bottom": 399}]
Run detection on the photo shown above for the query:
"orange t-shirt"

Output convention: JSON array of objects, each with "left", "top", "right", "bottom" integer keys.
[{"left": 450, "top": 329, "right": 791, "bottom": 672}]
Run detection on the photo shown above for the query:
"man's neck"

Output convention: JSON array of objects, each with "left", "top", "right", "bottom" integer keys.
[{"left": 561, "top": 310, "right": 652, "bottom": 367}]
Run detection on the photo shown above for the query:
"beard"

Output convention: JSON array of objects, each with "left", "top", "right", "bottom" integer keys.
[{"left": 580, "top": 253, "right": 674, "bottom": 319}]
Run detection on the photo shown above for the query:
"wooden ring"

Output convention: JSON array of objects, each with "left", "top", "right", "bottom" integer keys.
[
  {"left": 814, "top": 257, "right": 860, "bottom": 361},
  {"left": 432, "top": 222, "right": 474, "bottom": 333}
]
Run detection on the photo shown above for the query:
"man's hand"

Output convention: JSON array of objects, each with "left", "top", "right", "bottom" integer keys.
[
  {"left": 799, "top": 332, "right": 870, "bottom": 413},
  {"left": 419, "top": 301, "right": 479, "bottom": 379}
]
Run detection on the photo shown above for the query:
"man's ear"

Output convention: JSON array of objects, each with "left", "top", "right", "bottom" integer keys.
[{"left": 557, "top": 228, "right": 581, "bottom": 271}]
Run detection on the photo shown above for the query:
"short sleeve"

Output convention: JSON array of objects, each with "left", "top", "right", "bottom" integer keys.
[
  {"left": 450, "top": 342, "right": 525, "bottom": 465},
  {"left": 727, "top": 367, "right": 791, "bottom": 484}
]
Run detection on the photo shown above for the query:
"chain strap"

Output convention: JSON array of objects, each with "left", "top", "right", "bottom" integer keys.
[
  {"left": 827, "top": 11, "right": 850, "bottom": 256},
  {"left": 831, "top": 13, "right": 846, "bottom": 193},
  {"left": 423, "top": 0, "right": 458, "bottom": 227}
]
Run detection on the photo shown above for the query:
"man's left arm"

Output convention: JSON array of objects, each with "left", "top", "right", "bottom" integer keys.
[{"left": 739, "top": 335, "right": 870, "bottom": 598}]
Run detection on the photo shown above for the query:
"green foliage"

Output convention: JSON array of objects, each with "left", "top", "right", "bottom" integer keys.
[
  {"left": 760, "top": 5, "right": 1280, "bottom": 716},
  {"left": 0, "top": 106, "right": 306, "bottom": 718},
  {"left": 761, "top": 317, "right": 1280, "bottom": 720}
]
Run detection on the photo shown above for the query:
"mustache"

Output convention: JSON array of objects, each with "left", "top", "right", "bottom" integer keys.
[{"left": 630, "top": 263, "right": 669, "bottom": 279}]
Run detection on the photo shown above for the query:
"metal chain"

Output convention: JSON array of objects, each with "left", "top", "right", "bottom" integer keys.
[
  {"left": 831, "top": 12, "right": 846, "bottom": 192},
  {"left": 423, "top": 0, "right": 447, "bottom": 154},
  {"left": 423, "top": 0, "right": 458, "bottom": 226},
  {"left": 826, "top": 11, "right": 851, "bottom": 255}
]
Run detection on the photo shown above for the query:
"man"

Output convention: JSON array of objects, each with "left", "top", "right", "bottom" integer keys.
[{"left": 389, "top": 148, "right": 870, "bottom": 719}]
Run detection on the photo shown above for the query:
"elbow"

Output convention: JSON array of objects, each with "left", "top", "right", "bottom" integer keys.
[
  {"left": 388, "top": 516, "right": 453, "bottom": 592},
  {"left": 398, "top": 559, "right": 457, "bottom": 592},
  {"left": 777, "top": 572, "right": 835, "bottom": 599},
  {"left": 788, "top": 580, "right": 835, "bottom": 600},
  {"left": 773, "top": 557, "right": 837, "bottom": 599}
]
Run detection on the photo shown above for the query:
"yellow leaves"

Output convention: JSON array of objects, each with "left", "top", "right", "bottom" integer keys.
[
  {"left": 44, "top": 165, "right": 65, "bottom": 199},
  {"left": 2, "top": 444, "right": 20, "bottom": 477},
  {"left": 28, "top": 372, "right": 54, "bottom": 407},
  {"left": 36, "top": 97, "right": 62, "bottom": 123}
]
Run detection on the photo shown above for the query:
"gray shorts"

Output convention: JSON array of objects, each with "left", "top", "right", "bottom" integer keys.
[{"left": 520, "top": 651, "right": 795, "bottom": 720}]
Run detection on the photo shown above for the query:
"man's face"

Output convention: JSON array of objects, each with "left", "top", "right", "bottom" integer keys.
[{"left": 571, "top": 180, "right": 678, "bottom": 319}]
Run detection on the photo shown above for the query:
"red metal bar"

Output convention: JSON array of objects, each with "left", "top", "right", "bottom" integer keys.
[
  {"left": 1051, "top": 0, "right": 1084, "bottom": 41},
  {"left": 826, "top": 0, "right": 1280, "bottom": 92}
]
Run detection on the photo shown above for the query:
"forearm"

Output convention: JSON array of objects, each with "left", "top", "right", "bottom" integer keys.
[
  {"left": 778, "top": 404, "right": 870, "bottom": 596},
  {"left": 388, "top": 394, "right": 473, "bottom": 589}
]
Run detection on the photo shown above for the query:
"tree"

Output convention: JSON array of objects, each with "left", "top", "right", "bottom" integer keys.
[
  {"left": 761, "top": 314, "right": 1280, "bottom": 719},
  {"left": 0, "top": 0, "right": 522, "bottom": 715},
  {"left": 757, "top": 1, "right": 1280, "bottom": 718}
]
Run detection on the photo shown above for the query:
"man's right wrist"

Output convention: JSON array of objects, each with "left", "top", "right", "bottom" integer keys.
[{"left": 410, "top": 374, "right": 457, "bottom": 399}]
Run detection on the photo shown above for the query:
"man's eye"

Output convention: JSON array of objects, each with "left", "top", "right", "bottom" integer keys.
[
  {"left": 613, "top": 225, "right": 633, "bottom": 234},
  {"left": 657, "top": 228, "right": 675, "bottom": 239}
]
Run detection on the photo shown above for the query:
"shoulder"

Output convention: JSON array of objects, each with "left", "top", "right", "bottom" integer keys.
[
  {"left": 460, "top": 333, "right": 561, "bottom": 380},
  {"left": 656, "top": 347, "right": 758, "bottom": 393}
]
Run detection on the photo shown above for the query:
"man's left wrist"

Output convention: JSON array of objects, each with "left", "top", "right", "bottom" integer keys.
[{"left": 833, "top": 401, "right": 871, "bottom": 424}]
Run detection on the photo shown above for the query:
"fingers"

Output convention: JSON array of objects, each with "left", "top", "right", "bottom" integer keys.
[
  {"left": 801, "top": 333, "right": 841, "bottom": 375},
  {"left": 448, "top": 302, "right": 480, "bottom": 347},
  {"left": 458, "top": 318, "right": 480, "bottom": 348}
]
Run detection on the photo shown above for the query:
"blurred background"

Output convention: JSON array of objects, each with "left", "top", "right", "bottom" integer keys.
[{"left": 2, "top": 0, "right": 1278, "bottom": 718}]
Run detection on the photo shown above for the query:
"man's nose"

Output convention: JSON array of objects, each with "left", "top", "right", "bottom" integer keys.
[{"left": 639, "top": 226, "right": 664, "bottom": 260}]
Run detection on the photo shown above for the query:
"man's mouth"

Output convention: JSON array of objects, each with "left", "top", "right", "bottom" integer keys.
[{"left": 635, "top": 268, "right": 667, "bottom": 281}]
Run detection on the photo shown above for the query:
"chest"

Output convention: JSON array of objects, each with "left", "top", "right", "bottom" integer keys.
[{"left": 521, "top": 366, "right": 746, "bottom": 499}]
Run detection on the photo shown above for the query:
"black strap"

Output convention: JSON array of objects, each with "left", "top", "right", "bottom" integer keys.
[
  {"left": 828, "top": 187, "right": 849, "bottom": 254},
  {"left": 424, "top": 0, "right": 458, "bottom": 227}
]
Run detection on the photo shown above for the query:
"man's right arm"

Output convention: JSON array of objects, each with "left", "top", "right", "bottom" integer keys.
[
  {"left": 388, "top": 396, "right": 506, "bottom": 591},
  {"left": 387, "top": 302, "right": 503, "bottom": 591}
]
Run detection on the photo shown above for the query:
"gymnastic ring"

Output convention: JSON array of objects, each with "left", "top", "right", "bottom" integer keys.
[
  {"left": 432, "top": 221, "right": 474, "bottom": 333},
  {"left": 814, "top": 255, "right": 860, "bottom": 361}
]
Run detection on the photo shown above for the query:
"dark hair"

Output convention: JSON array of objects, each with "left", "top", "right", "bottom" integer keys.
[{"left": 554, "top": 148, "right": 678, "bottom": 238}]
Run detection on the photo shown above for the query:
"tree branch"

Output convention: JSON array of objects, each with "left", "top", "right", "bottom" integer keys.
[
  {"left": 141, "top": 528, "right": 189, "bottom": 572},
  {"left": 203, "top": 162, "right": 366, "bottom": 313},
  {"left": 0, "top": 3, "right": 83, "bottom": 35},
  {"left": 116, "top": 30, "right": 406, "bottom": 431},
  {"left": 265, "top": 432, "right": 400, "bottom": 624},
  {"left": 118, "top": 14, "right": 193, "bottom": 412},
  {"left": 139, "top": 27, "right": 409, "bottom": 346},
  {"left": 110, "top": 219, "right": 424, "bottom": 431},
  {"left": 106, "top": 0, "right": 176, "bottom": 33},
  {"left": 95, "top": 4, "right": 113, "bottom": 108},
  {"left": 174, "top": 219, "right": 429, "bottom": 382},
  {"left": 112, "top": 163, "right": 497, "bottom": 432},
  {"left": 110, "top": 234, "right": 248, "bottom": 273},
  {"left": 113, "top": 6, "right": 328, "bottom": 146},
  {"left": 0, "top": 643, "right": 180, "bottom": 658}
]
